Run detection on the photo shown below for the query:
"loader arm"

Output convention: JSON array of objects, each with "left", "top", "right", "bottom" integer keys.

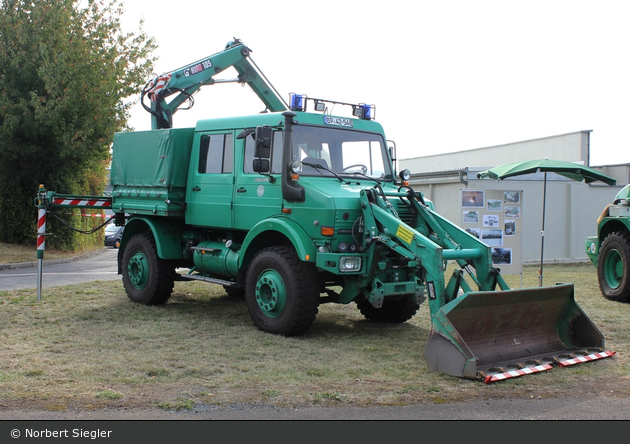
[
  {"left": 359, "top": 186, "right": 610, "bottom": 381},
  {"left": 359, "top": 187, "right": 509, "bottom": 317},
  {"left": 142, "top": 38, "right": 288, "bottom": 129}
]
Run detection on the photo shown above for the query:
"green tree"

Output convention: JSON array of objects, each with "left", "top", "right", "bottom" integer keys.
[{"left": 0, "top": 0, "right": 156, "bottom": 249}]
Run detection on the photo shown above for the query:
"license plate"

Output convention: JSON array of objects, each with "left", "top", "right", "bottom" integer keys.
[{"left": 323, "top": 116, "right": 353, "bottom": 128}]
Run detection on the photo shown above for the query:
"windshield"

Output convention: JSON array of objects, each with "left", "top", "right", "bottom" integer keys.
[
  {"left": 105, "top": 224, "right": 119, "bottom": 234},
  {"left": 292, "top": 125, "right": 392, "bottom": 180}
]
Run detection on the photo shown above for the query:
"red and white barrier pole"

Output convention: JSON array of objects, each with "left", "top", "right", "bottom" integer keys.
[{"left": 36, "top": 185, "right": 47, "bottom": 301}]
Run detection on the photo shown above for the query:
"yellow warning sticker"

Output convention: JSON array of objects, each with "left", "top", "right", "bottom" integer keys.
[{"left": 396, "top": 224, "right": 414, "bottom": 245}]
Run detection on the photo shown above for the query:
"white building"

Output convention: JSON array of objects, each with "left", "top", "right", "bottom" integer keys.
[{"left": 400, "top": 130, "right": 629, "bottom": 267}]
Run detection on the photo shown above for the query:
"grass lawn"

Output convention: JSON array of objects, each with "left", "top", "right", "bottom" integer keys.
[{"left": 1, "top": 259, "right": 629, "bottom": 411}]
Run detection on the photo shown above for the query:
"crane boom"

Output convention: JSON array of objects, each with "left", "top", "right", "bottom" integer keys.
[{"left": 141, "top": 38, "right": 288, "bottom": 129}]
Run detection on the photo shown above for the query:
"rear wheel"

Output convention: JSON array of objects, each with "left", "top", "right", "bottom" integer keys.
[
  {"left": 121, "top": 233, "right": 176, "bottom": 305},
  {"left": 597, "top": 231, "right": 630, "bottom": 302},
  {"left": 356, "top": 295, "right": 420, "bottom": 323},
  {"left": 245, "top": 246, "right": 319, "bottom": 336}
]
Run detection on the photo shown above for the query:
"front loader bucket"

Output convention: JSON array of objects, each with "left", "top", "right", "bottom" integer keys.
[{"left": 423, "top": 283, "right": 613, "bottom": 382}]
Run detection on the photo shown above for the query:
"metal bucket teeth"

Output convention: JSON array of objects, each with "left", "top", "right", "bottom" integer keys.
[{"left": 480, "top": 349, "right": 616, "bottom": 383}]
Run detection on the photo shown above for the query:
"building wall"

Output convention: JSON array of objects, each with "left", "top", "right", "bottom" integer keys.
[
  {"left": 400, "top": 131, "right": 627, "bottom": 264},
  {"left": 402, "top": 130, "right": 591, "bottom": 173},
  {"left": 463, "top": 174, "right": 620, "bottom": 264}
]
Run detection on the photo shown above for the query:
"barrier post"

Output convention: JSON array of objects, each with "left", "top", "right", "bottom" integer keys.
[{"left": 36, "top": 184, "right": 47, "bottom": 301}]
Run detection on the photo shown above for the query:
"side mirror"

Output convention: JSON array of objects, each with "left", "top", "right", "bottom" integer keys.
[
  {"left": 254, "top": 126, "right": 272, "bottom": 158},
  {"left": 252, "top": 159, "right": 270, "bottom": 173}
]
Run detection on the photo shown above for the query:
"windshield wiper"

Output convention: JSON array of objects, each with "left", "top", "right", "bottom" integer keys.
[
  {"left": 350, "top": 171, "right": 383, "bottom": 185},
  {"left": 301, "top": 161, "right": 354, "bottom": 184}
]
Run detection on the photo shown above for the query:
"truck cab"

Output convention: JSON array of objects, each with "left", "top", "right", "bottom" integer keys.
[{"left": 186, "top": 111, "right": 394, "bottom": 232}]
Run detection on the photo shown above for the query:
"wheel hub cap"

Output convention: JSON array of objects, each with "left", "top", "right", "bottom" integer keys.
[
  {"left": 128, "top": 251, "right": 149, "bottom": 290},
  {"left": 604, "top": 249, "right": 623, "bottom": 289},
  {"left": 255, "top": 269, "right": 286, "bottom": 317}
]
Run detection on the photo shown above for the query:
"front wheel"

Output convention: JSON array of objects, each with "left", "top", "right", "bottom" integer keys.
[
  {"left": 245, "top": 246, "right": 319, "bottom": 336},
  {"left": 121, "top": 233, "right": 176, "bottom": 305},
  {"left": 597, "top": 231, "right": 630, "bottom": 303}
]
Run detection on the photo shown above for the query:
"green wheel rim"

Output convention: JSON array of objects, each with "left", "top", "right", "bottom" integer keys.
[
  {"left": 254, "top": 269, "right": 287, "bottom": 318},
  {"left": 127, "top": 250, "right": 149, "bottom": 290},
  {"left": 603, "top": 248, "right": 623, "bottom": 290}
]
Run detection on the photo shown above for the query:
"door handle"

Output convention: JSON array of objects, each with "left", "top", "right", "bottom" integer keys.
[
  {"left": 237, "top": 187, "right": 247, "bottom": 193},
  {"left": 192, "top": 186, "right": 201, "bottom": 192}
]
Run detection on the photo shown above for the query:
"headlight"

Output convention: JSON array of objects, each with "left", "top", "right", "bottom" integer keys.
[
  {"left": 399, "top": 169, "right": 411, "bottom": 182},
  {"left": 339, "top": 256, "right": 362, "bottom": 273},
  {"left": 290, "top": 160, "right": 302, "bottom": 174}
]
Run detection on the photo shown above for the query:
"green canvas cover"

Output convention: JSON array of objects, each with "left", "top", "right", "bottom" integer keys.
[{"left": 111, "top": 128, "right": 195, "bottom": 188}]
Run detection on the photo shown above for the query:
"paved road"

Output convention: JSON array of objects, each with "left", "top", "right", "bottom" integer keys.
[
  {"left": 0, "top": 395, "right": 629, "bottom": 420},
  {"left": 0, "top": 248, "right": 119, "bottom": 291}
]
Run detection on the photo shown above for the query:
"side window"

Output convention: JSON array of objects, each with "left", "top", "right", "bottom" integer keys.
[
  {"left": 244, "top": 130, "right": 283, "bottom": 174},
  {"left": 271, "top": 132, "right": 283, "bottom": 173},
  {"left": 198, "top": 133, "right": 234, "bottom": 174}
]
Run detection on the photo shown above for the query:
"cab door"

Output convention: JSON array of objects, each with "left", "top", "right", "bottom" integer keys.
[
  {"left": 233, "top": 130, "right": 283, "bottom": 230},
  {"left": 186, "top": 132, "right": 234, "bottom": 228}
]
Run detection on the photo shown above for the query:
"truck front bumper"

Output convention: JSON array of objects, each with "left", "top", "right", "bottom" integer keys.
[{"left": 585, "top": 236, "right": 599, "bottom": 266}]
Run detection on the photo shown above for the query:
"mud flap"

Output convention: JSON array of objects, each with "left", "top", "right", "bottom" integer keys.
[{"left": 423, "top": 283, "right": 611, "bottom": 381}]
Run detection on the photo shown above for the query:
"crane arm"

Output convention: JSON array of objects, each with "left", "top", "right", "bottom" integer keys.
[{"left": 141, "top": 38, "right": 288, "bottom": 129}]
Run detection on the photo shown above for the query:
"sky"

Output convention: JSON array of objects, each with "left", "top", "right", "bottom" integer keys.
[{"left": 120, "top": 0, "right": 630, "bottom": 167}]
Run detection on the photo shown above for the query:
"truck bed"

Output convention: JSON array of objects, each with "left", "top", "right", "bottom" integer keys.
[{"left": 110, "top": 128, "right": 194, "bottom": 217}]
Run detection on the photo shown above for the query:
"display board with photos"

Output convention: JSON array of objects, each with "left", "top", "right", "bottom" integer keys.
[{"left": 460, "top": 189, "right": 522, "bottom": 275}]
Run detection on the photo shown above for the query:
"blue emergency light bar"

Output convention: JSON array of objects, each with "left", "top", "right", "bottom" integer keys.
[
  {"left": 353, "top": 104, "right": 375, "bottom": 120},
  {"left": 288, "top": 93, "right": 375, "bottom": 120},
  {"left": 289, "top": 93, "right": 307, "bottom": 112}
]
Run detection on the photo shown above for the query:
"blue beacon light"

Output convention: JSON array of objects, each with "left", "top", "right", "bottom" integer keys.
[{"left": 289, "top": 93, "right": 306, "bottom": 112}]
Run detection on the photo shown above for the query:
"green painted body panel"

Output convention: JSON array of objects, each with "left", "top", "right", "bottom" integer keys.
[
  {"left": 194, "top": 111, "right": 385, "bottom": 134},
  {"left": 111, "top": 128, "right": 195, "bottom": 217},
  {"left": 240, "top": 217, "right": 317, "bottom": 266},
  {"left": 119, "top": 216, "right": 183, "bottom": 260},
  {"left": 614, "top": 184, "right": 630, "bottom": 202},
  {"left": 586, "top": 184, "right": 630, "bottom": 266}
]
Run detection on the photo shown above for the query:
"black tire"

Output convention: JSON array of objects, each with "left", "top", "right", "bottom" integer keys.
[
  {"left": 121, "top": 233, "right": 176, "bottom": 305},
  {"left": 597, "top": 231, "right": 630, "bottom": 303},
  {"left": 245, "top": 246, "right": 319, "bottom": 336},
  {"left": 356, "top": 295, "right": 420, "bottom": 323}
]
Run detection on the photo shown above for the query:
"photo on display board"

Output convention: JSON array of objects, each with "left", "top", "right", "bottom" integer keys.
[
  {"left": 504, "top": 191, "right": 520, "bottom": 204},
  {"left": 481, "top": 228, "right": 503, "bottom": 246},
  {"left": 492, "top": 247, "right": 512, "bottom": 264},
  {"left": 487, "top": 199, "right": 503, "bottom": 212},
  {"left": 465, "top": 227, "right": 480, "bottom": 239},
  {"left": 463, "top": 211, "right": 479, "bottom": 223},
  {"left": 504, "top": 219, "right": 516, "bottom": 236},
  {"left": 505, "top": 206, "right": 520, "bottom": 218},
  {"left": 461, "top": 190, "right": 484, "bottom": 208},
  {"left": 483, "top": 214, "right": 500, "bottom": 227}
]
